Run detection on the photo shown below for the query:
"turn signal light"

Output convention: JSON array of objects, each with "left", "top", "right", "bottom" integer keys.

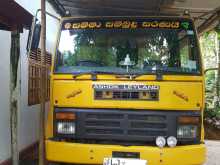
[
  {"left": 178, "top": 116, "right": 200, "bottom": 124},
  {"left": 56, "top": 113, "right": 76, "bottom": 120}
]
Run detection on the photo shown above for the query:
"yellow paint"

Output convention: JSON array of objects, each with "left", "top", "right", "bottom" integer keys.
[
  {"left": 52, "top": 78, "right": 203, "bottom": 110},
  {"left": 46, "top": 74, "right": 206, "bottom": 164},
  {"left": 45, "top": 16, "right": 206, "bottom": 165},
  {"left": 46, "top": 140, "right": 206, "bottom": 165},
  {"left": 66, "top": 89, "right": 82, "bottom": 99}
]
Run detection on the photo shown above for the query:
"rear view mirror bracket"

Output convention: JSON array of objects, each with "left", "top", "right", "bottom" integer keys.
[{"left": 27, "top": 9, "right": 60, "bottom": 57}]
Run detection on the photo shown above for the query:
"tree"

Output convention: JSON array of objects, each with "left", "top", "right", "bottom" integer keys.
[
  {"left": 200, "top": 31, "right": 219, "bottom": 108},
  {"left": 215, "top": 26, "right": 220, "bottom": 107}
]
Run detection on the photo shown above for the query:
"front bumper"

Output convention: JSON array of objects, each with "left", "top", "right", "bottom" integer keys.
[{"left": 46, "top": 140, "right": 206, "bottom": 165}]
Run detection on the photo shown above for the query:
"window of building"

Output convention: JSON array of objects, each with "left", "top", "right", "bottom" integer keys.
[{"left": 28, "top": 48, "right": 51, "bottom": 105}]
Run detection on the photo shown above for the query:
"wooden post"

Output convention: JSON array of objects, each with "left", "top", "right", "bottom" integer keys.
[
  {"left": 39, "top": 0, "right": 46, "bottom": 164},
  {"left": 216, "top": 18, "right": 220, "bottom": 107},
  {"left": 10, "top": 30, "right": 20, "bottom": 165}
]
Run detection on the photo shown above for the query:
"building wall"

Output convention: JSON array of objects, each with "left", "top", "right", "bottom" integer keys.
[
  {"left": 0, "top": 31, "right": 11, "bottom": 162},
  {"left": 0, "top": 1, "right": 60, "bottom": 163}
]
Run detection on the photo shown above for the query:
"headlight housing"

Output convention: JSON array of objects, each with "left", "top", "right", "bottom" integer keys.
[
  {"left": 177, "top": 116, "right": 200, "bottom": 139},
  {"left": 57, "top": 121, "right": 75, "bottom": 134},
  {"left": 177, "top": 125, "right": 197, "bottom": 138},
  {"left": 55, "top": 112, "right": 76, "bottom": 135}
]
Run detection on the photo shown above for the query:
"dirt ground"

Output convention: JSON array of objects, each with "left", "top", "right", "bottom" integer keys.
[
  {"left": 204, "top": 122, "right": 220, "bottom": 140},
  {"left": 204, "top": 140, "right": 220, "bottom": 165}
]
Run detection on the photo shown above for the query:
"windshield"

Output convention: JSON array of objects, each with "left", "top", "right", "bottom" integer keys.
[{"left": 55, "top": 18, "right": 201, "bottom": 75}]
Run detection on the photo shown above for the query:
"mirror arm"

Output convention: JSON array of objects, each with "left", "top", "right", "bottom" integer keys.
[
  {"left": 27, "top": 9, "right": 60, "bottom": 56},
  {"left": 27, "top": 16, "right": 38, "bottom": 57},
  {"left": 36, "top": 9, "right": 60, "bottom": 21},
  {"left": 204, "top": 68, "right": 218, "bottom": 74}
]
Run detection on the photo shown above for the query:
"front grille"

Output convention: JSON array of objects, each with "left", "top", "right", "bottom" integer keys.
[
  {"left": 77, "top": 110, "right": 168, "bottom": 142},
  {"left": 94, "top": 90, "right": 159, "bottom": 100},
  {"left": 54, "top": 108, "right": 201, "bottom": 145},
  {"left": 113, "top": 91, "right": 139, "bottom": 99}
]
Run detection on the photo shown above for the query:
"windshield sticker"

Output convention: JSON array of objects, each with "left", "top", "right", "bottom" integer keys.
[
  {"left": 106, "top": 21, "right": 138, "bottom": 28},
  {"left": 63, "top": 20, "right": 192, "bottom": 30},
  {"left": 142, "top": 21, "right": 179, "bottom": 28},
  {"left": 181, "top": 22, "right": 190, "bottom": 29}
]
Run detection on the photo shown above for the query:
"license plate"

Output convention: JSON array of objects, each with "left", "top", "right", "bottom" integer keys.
[{"left": 103, "top": 158, "right": 147, "bottom": 165}]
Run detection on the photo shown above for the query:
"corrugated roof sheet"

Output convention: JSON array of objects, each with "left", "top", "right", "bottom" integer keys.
[
  {"left": 50, "top": 0, "right": 175, "bottom": 16},
  {"left": 49, "top": 0, "right": 220, "bottom": 33}
]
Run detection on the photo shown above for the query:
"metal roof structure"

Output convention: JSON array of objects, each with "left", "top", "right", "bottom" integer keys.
[
  {"left": 0, "top": 0, "right": 33, "bottom": 31},
  {"left": 48, "top": 0, "right": 220, "bottom": 34}
]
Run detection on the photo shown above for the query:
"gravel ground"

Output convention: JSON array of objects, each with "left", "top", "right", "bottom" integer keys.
[{"left": 205, "top": 140, "right": 220, "bottom": 165}]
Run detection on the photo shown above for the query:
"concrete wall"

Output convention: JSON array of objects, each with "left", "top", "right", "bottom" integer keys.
[
  {"left": 0, "top": 31, "right": 11, "bottom": 162},
  {"left": 0, "top": 1, "right": 60, "bottom": 163}
]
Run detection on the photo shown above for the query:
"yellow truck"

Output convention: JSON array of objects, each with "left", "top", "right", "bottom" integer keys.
[{"left": 45, "top": 16, "right": 206, "bottom": 165}]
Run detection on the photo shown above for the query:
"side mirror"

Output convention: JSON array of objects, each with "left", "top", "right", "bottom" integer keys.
[
  {"left": 27, "top": 9, "right": 60, "bottom": 53},
  {"left": 204, "top": 68, "right": 218, "bottom": 74},
  {"left": 31, "top": 23, "right": 41, "bottom": 50},
  {"left": 27, "top": 21, "right": 41, "bottom": 52}
]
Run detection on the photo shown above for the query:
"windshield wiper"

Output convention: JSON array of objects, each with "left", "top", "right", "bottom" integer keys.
[
  {"left": 72, "top": 71, "right": 125, "bottom": 80},
  {"left": 72, "top": 72, "right": 97, "bottom": 80},
  {"left": 135, "top": 65, "right": 164, "bottom": 81},
  {"left": 72, "top": 69, "right": 164, "bottom": 81},
  {"left": 115, "top": 71, "right": 163, "bottom": 80},
  {"left": 115, "top": 74, "right": 145, "bottom": 80}
]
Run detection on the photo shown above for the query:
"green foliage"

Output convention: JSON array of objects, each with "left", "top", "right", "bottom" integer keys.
[
  {"left": 62, "top": 30, "right": 173, "bottom": 68},
  {"left": 205, "top": 70, "right": 216, "bottom": 108},
  {"left": 63, "top": 50, "right": 77, "bottom": 66},
  {"left": 57, "top": 27, "right": 201, "bottom": 75},
  {"left": 64, "top": 31, "right": 118, "bottom": 66},
  {"left": 205, "top": 108, "right": 220, "bottom": 118},
  {"left": 202, "top": 31, "right": 220, "bottom": 118},
  {"left": 200, "top": 31, "right": 218, "bottom": 69},
  {"left": 202, "top": 32, "right": 217, "bottom": 83}
]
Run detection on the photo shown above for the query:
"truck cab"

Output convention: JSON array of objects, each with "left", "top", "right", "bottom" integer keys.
[{"left": 46, "top": 16, "right": 206, "bottom": 165}]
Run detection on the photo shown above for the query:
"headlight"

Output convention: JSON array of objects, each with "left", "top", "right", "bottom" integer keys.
[
  {"left": 177, "top": 116, "right": 200, "bottom": 139},
  {"left": 156, "top": 136, "right": 166, "bottom": 148},
  {"left": 55, "top": 112, "right": 76, "bottom": 135},
  {"left": 167, "top": 136, "right": 177, "bottom": 147},
  {"left": 177, "top": 125, "right": 197, "bottom": 138},
  {"left": 57, "top": 121, "right": 75, "bottom": 134}
]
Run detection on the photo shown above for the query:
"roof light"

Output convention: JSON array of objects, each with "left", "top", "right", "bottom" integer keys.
[{"left": 183, "top": 10, "right": 190, "bottom": 17}]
